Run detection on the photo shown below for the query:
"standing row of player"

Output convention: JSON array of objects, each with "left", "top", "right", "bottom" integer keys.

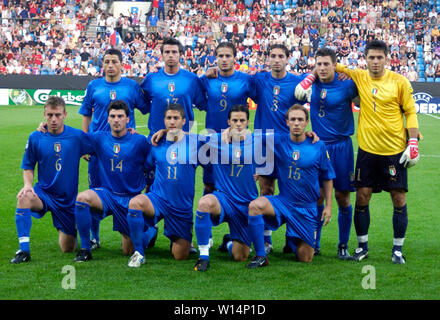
[{"left": 11, "top": 38, "right": 420, "bottom": 269}]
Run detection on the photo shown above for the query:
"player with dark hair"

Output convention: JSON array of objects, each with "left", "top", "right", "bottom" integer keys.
[
  {"left": 335, "top": 40, "right": 420, "bottom": 264},
  {"left": 193, "top": 104, "right": 259, "bottom": 272},
  {"left": 252, "top": 44, "right": 309, "bottom": 254},
  {"left": 126, "top": 104, "right": 204, "bottom": 266},
  {"left": 294, "top": 47, "right": 358, "bottom": 259},
  {"left": 11, "top": 96, "right": 93, "bottom": 264},
  {"left": 247, "top": 104, "right": 335, "bottom": 268},
  {"left": 73, "top": 100, "right": 152, "bottom": 262},
  {"left": 199, "top": 42, "right": 256, "bottom": 195},
  {"left": 78, "top": 48, "right": 149, "bottom": 250},
  {"left": 141, "top": 38, "right": 206, "bottom": 138}
]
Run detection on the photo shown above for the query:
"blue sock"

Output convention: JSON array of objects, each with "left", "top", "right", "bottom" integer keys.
[
  {"left": 392, "top": 204, "right": 408, "bottom": 252},
  {"left": 127, "top": 209, "right": 145, "bottom": 256},
  {"left": 315, "top": 204, "right": 325, "bottom": 249},
  {"left": 264, "top": 229, "right": 272, "bottom": 245},
  {"left": 142, "top": 226, "right": 158, "bottom": 249},
  {"left": 75, "top": 201, "right": 91, "bottom": 251},
  {"left": 90, "top": 216, "right": 100, "bottom": 243},
  {"left": 195, "top": 210, "right": 211, "bottom": 260},
  {"left": 15, "top": 208, "right": 32, "bottom": 253},
  {"left": 248, "top": 215, "right": 265, "bottom": 257},
  {"left": 286, "top": 237, "right": 297, "bottom": 255},
  {"left": 354, "top": 204, "right": 370, "bottom": 251},
  {"left": 226, "top": 241, "right": 233, "bottom": 257},
  {"left": 338, "top": 205, "right": 353, "bottom": 246}
]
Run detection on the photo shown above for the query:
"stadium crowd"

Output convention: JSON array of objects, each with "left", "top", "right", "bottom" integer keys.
[{"left": 1, "top": 0, "right": 440, "bottom": 81}]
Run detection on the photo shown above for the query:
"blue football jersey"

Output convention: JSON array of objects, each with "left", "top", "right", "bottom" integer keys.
[
  {"left": 148, "top": 134, "right": 202, "bottom": 212},
  {"left": 79, "top": 77, "right": 149, "bottom": 133},
  {"left": 205, "top": 133, "right": 259, "bottom": 203},
  {"left": 200, "top": 71, "right": 256, "bottom": 132},
  {"left": 90, "top": 132, "right": 150, "bottom": 196},
  {"left": 310, "top": 74, "right": 358, "bottom": 143},
  {"left": 273, "top": 134, "right": 336, "bottom": 205},
  {"left": 21, "top": 126, "right": 93, "bottom": 208},
  {"left": 253, "top": 72, "right": 306, "bottom": 133},
  {"left": 141, "top": 68, "right": 207, "bottom": 135}
]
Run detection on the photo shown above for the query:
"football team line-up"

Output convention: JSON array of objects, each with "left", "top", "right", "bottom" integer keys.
[{"left": 11, "top": 37, "right": 420, "bottom": 271}]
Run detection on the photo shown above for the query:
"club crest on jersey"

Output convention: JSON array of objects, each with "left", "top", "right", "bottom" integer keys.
[
  {"left": 170, "top": 150, "right": 178, "bottom": 160},
  {"left": 168, "top": 82, "right": 175, "bottom": 93},
  {"left": 273, "top": 86, "right": 280, "bottom": 96},
  {"left": 234, "top": 148, "right": 242, "bottom": 158},
  {"left": 389, "top": 165, "right": 396, "bottom": 176},
  {"left": 113, "top": 144, "right": 120, "bottom": 154},
  {"left": 292, "top": 150, "right": 300, "bottom": 161},
  {"left": 320, "top": 89, "right": 327, "bottom": 99},
  {"left": 54, "top": 143, "right": 61, "bottom": 153},
  {"left": 372, "top": 88, "right": 378, "bottom": 96},
  {"left": 109, "top": 90, "right": 117, "bottom": 100},
  {"left": 221, "top": 82, "right": 228, "bottom": 93}
]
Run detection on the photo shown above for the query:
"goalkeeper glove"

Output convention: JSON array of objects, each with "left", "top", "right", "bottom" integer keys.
[
  {"left": 294, "top": 74, "right": 315, "bottom": 102},
  {"left": 399, "top": 138, "right": 419, "bottom": 168}
]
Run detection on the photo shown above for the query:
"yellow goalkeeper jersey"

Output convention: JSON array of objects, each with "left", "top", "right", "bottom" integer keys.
[{"left": 336, "top": 64, "right": 419, "bottom": 155}]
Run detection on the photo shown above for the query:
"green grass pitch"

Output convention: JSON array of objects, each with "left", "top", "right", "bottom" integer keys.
[{"left": 0, "top": 105, "right": 439, "bottom": 300}]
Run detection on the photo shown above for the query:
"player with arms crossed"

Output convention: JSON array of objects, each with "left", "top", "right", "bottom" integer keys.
[
  {"left": 73, "top": 100, "right": 152, "bottom": 262},
  {"left": 335, "top": 40, "right": 419, "bottom": 264},
  {"left": 11, "top": 96, "right": 92, "bottom": 264},
  {"left": 294, "top": 48, "right": 358, "bottom": 259},
  {"left": 247, "top": 104, "right": 335, "bottom": 268},
  {"left": 78, "top": 48, "right": 149, "bottom": 250},
  {"left": 193, "top": 104, "right": 265, "bottom": 272},
  {"left": 126, "top": 104, "right": 204, "bottom": 266}
]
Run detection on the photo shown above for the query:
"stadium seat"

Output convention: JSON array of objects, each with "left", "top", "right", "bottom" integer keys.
[
  {"left": 418, "top": 78, "right": 425, "bottom": 82},
  {"left": 436, "top": 78, "right": 440, "bottom": 82},
  {"left": 419, "top": 71, "right": 425, "bottom": 78},
  {"left": 427, "top": 77, "right": 434, "bottom": 82}
]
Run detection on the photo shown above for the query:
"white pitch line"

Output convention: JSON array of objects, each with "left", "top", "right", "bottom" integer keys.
[{"left": 422, "top": 113, "right": 440, "bottom": 120}]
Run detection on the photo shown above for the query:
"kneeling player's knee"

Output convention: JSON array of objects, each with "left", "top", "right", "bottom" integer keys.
[
  {"left": 249, "top": 199, "right": 265, "bottom": 216},
  {"left": 129, "top": 196, "right": 144, "bottom": 211},
  {"left": 232, "top": 252, "right": 249, "bottom": 262},
  {"left": 197, "top": 197, "right": 214, "bottom": 212},
  {"left": 16, "top": 193, "right": 34, "bottom": 208},
  {"left": 76, "top": 191, "right": 92, "bottom": 205},
  {"left": 298, "top": 254, "right": 313, "bottom": 263}
]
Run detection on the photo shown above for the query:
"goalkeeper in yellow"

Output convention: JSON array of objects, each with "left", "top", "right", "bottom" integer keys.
[{"left": 296, "top": 40, "right": 420, "bottom": 264}]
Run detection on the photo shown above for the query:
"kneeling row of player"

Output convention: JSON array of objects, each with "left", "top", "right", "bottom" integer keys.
[{"left": 11, "top": 97, "right": 334, "bottom": 270}]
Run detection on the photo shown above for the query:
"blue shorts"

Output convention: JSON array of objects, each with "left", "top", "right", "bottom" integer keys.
[
  {"left": 145, "top": 135, "right": 156, "bottom": 186},
  {"left": 93, "top": 187, "right": 137, "bottom": 236},
  {"left": 321, "top": 137, "right": 355, "bottom": 192},
  {"left": 33, "top": 184, "right": 77, "bottom": 236},
  {"left": 147, "top": 192, "right": 193, "bottom": 243},
  {"left": 210, "top": 191, "right": 251, "bottom": 247},
  {"left": 88, "top": 155, "right": 101, "bottom": 189},
  {"left": 264, "top": 195, "right": 318, "bottom": 248},
  {"left": 203, "top": 165, "right": 214, "bottom": 185}
]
